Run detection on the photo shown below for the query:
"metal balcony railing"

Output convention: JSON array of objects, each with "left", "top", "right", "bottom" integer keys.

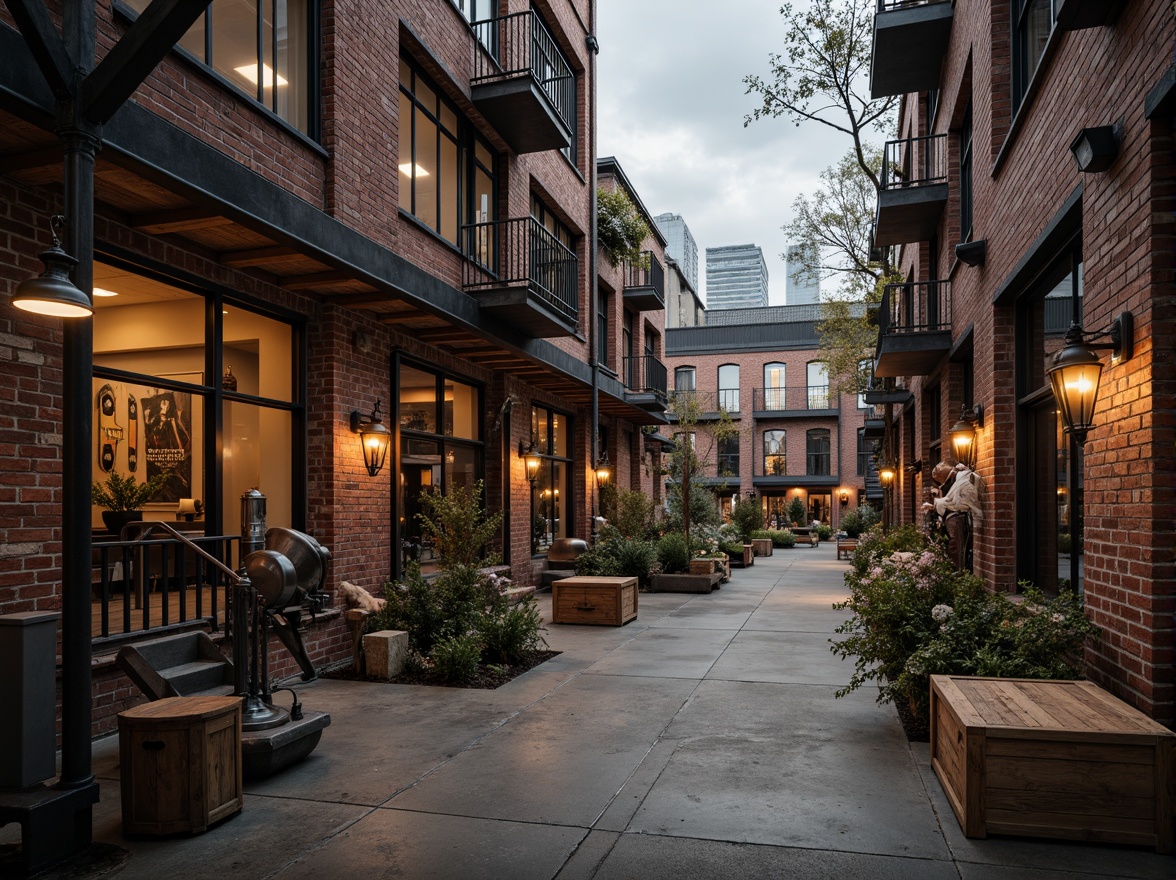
[
  {"left": 91, "top": 533, "right": 239, "bottom": 641},
  {"left": 471, "top": 10, "right": 575, "bottom": 134},
  {"left": 462, "top": 217, "right": 579, "bottom": 324},
  {"left": 877, "top": 0, "right": 949, "bottom": 9},
  {"left": 623, "top": 354, "right": 668, "bottom": 397},
  {"left": 880, "top": 280, "right": 951, "bottom": 334},
  {"left": 881, "top": 133, "right": 948, "bottom": 191},
  {"left": 623, "top": 252, "right": 665, "bottom": 300},
  {"left": 753, "top": 386, "right": 838, "bottom": 412}
]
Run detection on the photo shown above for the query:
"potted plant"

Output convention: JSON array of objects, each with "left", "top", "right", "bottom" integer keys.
[{"left": 92, "top": 472, "right": 163, "bottom": 534}]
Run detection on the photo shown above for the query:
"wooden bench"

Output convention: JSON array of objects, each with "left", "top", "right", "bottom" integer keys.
[
  {"left": 837, "top": 540, "right": 857, "bottom": 559},
  {"left": 930, "top": 675, "right": 1175, "bottom": 852}
]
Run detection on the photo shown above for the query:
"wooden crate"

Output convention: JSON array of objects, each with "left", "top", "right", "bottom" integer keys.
[
  {"left": 119, "top": 695, "right": 243, "bottom": 835},
  {"left": 930, "top": 675, "right": 1174, "bottom": 852},
  {"left": 551, "top": 576, "right": 638, "bottom": 626}
]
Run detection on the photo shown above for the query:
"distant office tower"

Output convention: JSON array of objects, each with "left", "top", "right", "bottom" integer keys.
[
  {"left": 653, "top": 212, "right": 698, "bottom": 291},
  {"left": 705, "top": 244, "right": 769, "bottom": 309},
  {"left": 785, "top": 245, "right": 819, "bottom": 305}
]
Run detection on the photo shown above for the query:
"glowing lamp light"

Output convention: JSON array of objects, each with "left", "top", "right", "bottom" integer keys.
[
  {"left": 11, "top": 215, "right": 92, "bottom": 318},
  {"left": 1046, "top": 316, "right": 1133, "bottom": 445},
  {"left": 350, "top": 401, "right": 391, "bottom": 477},
  {"left": 235, "top": 63, "right": 288, "bottom": 88}
]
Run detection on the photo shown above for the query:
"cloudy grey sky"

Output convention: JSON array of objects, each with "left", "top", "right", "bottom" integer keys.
[{"left": 596, "top": 0, "right": 847, "bottom": 306}]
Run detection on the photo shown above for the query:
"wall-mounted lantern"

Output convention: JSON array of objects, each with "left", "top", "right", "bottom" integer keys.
[
  {"left": 948, "top": 405, "right": 983, "bottom": 468},
  {"left": 350, "top": 400, "right": 391, "bottom": 477},
  {"left": 878, "top": 462, "right": 897, "bottom": 489},
  {"left": 11, "top": 215, "right": 92, "bottom": 318},
  {"left": 594, "top": 452, "right": 612, "bottom": 489},
  {"left": 1070, "top": 125, "right": 1119, "bottom": 173},
  {"left": 839, "top": 489, "right": 850, "bottom": 506},
  {"left": 519, "top": 440, "right": 541, "bottom": 484},
  {"left": 1047, "top": 313, "right": 1133, "bottom": 444}
]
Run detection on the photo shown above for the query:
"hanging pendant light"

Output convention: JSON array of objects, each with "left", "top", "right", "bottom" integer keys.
[{"left": 11, "top": 215, "right": 92, "bottom": 318}]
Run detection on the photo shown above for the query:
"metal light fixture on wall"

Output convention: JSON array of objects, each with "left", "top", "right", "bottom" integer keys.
[
  {"left": 1070, "top": 125, "right": 1119, "bottom": 173},
  {"left": 11, "top": 215, "right": 92, "bottom": 318},
  {"left": 518, "top": 440, "right": 541, "bottom": 484},
  {"left": 594, "top": 452, "right": 612, "bottom": 489},
  {"left": 1047, "top": 313, "right": 1133, "bottom": 444},
  {"left": 878, "top": 462, "right": 897, "bottom": 489},
  {"left": 948, "top": 405, "right": 983, "bottom": 468},
  {"left": 350, "top": 400, "right": 391, "bottom": 477},
  {"left": 839, "top": 489, "right": 849, "bottom": 506}
]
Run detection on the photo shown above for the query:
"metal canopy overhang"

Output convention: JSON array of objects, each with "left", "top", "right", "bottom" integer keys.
[
  {"left": 874, "top": 331, "right": 952, "bottom": 378},
  {"left": 0, "top": 24, "right": 665, "bottom": 424},
  {"left": 470, "top": 77, "right": 572, "bottom": 155},
  {"left": 873, "top": 183, "right": 949, "bottom": 248}
]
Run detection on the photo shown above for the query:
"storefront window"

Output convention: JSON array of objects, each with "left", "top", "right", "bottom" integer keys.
[
  {"left": 530, "top": 405, "right": 571, "bottom": 553},
  {"left": 91, "top": 261, "right": 301, "bottom": 543}
]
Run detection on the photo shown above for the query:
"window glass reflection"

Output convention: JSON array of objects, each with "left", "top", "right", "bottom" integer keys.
[{"left": 400, "top": 367, "right": 437, "bottom": 433}]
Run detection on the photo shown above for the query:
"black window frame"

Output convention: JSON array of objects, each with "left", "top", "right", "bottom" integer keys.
[
  {"left": 400, "top": 55, "right": 499, "bottom": 248},
  {"left": 959, "top": 103, "right": 974, "bottom": 243},
  {"left": 1012, "top": 0, "right": 1056, "bottom": 112},
  {"left": 806, "top": 428, "right": 831, "bottom": 477},
  {"left": 764, "top": 429, "right": 787, "bottom": 476}
]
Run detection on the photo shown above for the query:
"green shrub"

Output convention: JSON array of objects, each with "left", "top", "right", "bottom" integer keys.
[
  {"left": 417, "top": 480, "right": 502, "bottom": 567},
  {"left": 815, "top": 524, "right": 833, "bottom": 541},
  {"left": 576, "top": 529, "right": 658, "bottom": 584},
  {"left": 430, "top": 634, "right": 482, "bottom": 684},
  {"left": 786, "top": 497, "right": 807, "bottom": 526},
  {"left": 768, "top": 529, "right": 796, "bottom": 548},
  {"left": 1057, "top": 532, "right": 1072, "bottom": 554},
  {"left": 606, "top": 488, "right": 658, "bottom": 539},
  {"left": 731, "top": 496, "right": 765, "bottom": 541},
  {"left": 840, "top": 505, "right": 880, "bottom": 539},
  {"left": 657, "top": 532, "right": 691, "bottom": 574},
  {"left": 665, "top": 482, "right": 721, "bottom": 531},
  {"left": 372, "top": 563, "right": 493, "bottom": 656},
  {"left": 719, "top": 540, "right": 745, "bottom": 557},
  {"left": 749, "top": 529, "right": 772, "bottom": 541},
  {"left": 481, "top": 598, "right": 546, "bottom": 664}
]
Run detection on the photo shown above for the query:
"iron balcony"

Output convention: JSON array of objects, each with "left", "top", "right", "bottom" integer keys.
[
  {"left": 462, "top": 217, "right": 579, "bottom": 338},
  {"left": 874, "top": 280, "right": 952, "bottom": 377},
  {"left": 874, "top": 133, "right": 949, "bottom": 247},
  {"left": 471, "top": 11, "right": 575, "bottom": 154},
  {"left": 622, "top": 251, "right": 665, "bottom": 311},
  {"left": 752, "top": 386, "right": 840, "bottom": 416},
  {"left": 869, "top": 0, "right": 954, "bottom": 99},
  {"left": 622, "top": 354, "right": 669, "bottom": 412}
]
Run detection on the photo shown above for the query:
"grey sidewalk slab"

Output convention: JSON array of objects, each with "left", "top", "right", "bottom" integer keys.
[
  {"left": 704, "top": 629, "right": 850, "bottom": 685},
  {"left": 383, "top": 672, "right": 696, "bottom": 827},
  {"left": 63, "top": 548, "right": 1172, "bottom": 880}
]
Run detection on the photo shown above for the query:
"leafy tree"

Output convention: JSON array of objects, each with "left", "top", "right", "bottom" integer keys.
[
  {"left": 744, "top": 0, "right": 900, "bottom": 391},
  {"left": 597, "top": 187, "right": 649, "bottom": 266},
  {"left": 664, "top": 392, "right": 738, "bottom": 544},
  {"left": 417, "top": 480, "right": 503, "bottom": 567}
]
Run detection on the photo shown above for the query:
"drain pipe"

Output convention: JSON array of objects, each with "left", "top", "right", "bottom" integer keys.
[{"left": 587, "top": 9, "right": 600, "bottom": 539}]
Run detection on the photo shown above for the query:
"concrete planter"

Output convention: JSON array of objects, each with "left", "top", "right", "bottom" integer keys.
[{"left": 650, "top": 572, "right": 720, "bottom": 593}]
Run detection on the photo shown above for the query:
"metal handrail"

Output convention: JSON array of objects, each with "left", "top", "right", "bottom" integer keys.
[
  {"left": 622, "top": 354, "right": 668, "bottom": 396},
  {"left": 461, "top": 217, "right": 579, "bottom": 323},
  {"left": 881, "top": 133, "right": 948, "bottom": 190},
  {"left": 470, "top": 10, "right": 575, "bottom": 133},
  {"left": 623, "top": 252, "right": 665, "bottom": 301},
  {"left": 880, "top": 280, "right": 952, "bottom": 334},
  {"left": 754, "top": 386, "right": 839, "bottom": 411},
  {"left": 877, "top": 0, "right": 950, "bottom": 11}
]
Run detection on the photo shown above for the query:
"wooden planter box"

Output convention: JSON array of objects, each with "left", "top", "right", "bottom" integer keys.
[
  {"left": 118, "top": 695, "right": 243, "bottom": 835},
  {"left": 690, "top": 558, "right": 720, "bottom": 575},
  {"left": 650, "top": 572, "right": 720, "bottom": 593},
  {"left": 751, "top": 538, "right": 772, "bottom": 557},
  {"left": 551, "top": 576, "right": 638, "bottom": 626},
  {"left": 728, "top": 545, "right": 754, "bottom": 568},
  {"left": 930, "top": 675, "right": 1175, "bottom": 852}
]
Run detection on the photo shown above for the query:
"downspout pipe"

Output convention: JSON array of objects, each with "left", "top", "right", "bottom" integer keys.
[{"left": 587, "top": 9, "right": 599, "bottom": 537}]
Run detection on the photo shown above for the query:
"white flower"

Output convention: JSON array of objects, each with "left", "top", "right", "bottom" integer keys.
[{"left": 931, "top": 604, "right": 954, "bottom": 622}]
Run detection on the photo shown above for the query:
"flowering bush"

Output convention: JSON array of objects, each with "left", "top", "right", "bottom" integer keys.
[
  {"left": 767, "top": 529, "right": 796, "bottom": 548},
  {"left": 831, "top": 525, "right": 1100, "bottom": 724}
]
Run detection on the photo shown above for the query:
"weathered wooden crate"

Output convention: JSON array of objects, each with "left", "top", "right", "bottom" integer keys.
[
  {"left": 551, "top": 576, "right": 638, "bottom": 626},
  {"left": 119, "top": 695, "right": 243, "bottom": 835},
  {"left": 930, "top": 675, "right": 1174, "bottom": 852}
]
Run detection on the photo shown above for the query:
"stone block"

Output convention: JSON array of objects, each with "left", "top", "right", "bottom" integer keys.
[{"left": 363, "top": 630, "right": 409, "bottom": 680}]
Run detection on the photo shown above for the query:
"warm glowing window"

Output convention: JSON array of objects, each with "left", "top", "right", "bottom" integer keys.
[{"left": 122, "top": 0, "right": 315, "bottom": 135}]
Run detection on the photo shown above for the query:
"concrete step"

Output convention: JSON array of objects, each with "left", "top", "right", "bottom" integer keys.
[{"left": 160, "top": 659, "right": 233, "bottom": 694}]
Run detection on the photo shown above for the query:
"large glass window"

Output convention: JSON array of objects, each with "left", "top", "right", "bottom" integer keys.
[
  {"left": 91, "top": 261, "right": 301, "bottom": 540},
  {"left": 529, "top": 406, "right": 572, "bottom": 554},
  {"left": 674, "top": 366, "right": 696, "bottom": 392},
  {"left": 717, "top": 435, "right": 739, "bottom": 478},
  {"left": 399, "top": 57, "right": 497, "bottom": 248},
  {"left": 807, "top": 361, "right": 829, "bottom": 409},
  {"left": 959, "top": 103, "right": 974, "bottom": 242},
  {"left": 857, "top": 428, "right": 874, "bottom": 477},
  {"left": 397, "top": 362, "right": 483, "bottom": 571},
  {"left": 123, "top": 0, "right": 315, "bottom": 135},
  {"left": 1013, "top": 0, "right": 1055, "bottom": 110},
  {"left": 764, "top": 430, "right": 786, "bottom": 476},
  {"left": 806, "top": 429, "right": 831, "bottom": 476},
  {"left": 763, "top": 362, "right": 785, "bottom": 410},
  {"left": 718, "top": 364, "right": 739, "bottom": 412},
  {"left": 1016, "top": 241, "right": 1082, "bottom": 595}
]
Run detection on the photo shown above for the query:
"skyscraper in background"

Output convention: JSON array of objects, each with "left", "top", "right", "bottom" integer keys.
[
  {"left": 785, "top": 245, "right": 819, "bottom": 305},
  {"left": 653, "top": 212, "right": 698, "bottom": 292},
  {"left": 705, "top": 244, "right": 769, "bottom": 309}
]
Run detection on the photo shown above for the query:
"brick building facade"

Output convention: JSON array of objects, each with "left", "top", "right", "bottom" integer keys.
[
  {"left": 870, "top": 0, "right": 1174, "bottom": 723},
  {"left": 0, "top": 0, "right": 671, "bottom": 743}
]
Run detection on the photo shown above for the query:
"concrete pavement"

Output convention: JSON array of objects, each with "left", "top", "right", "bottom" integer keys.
[{"left": 80, "top": 545, "right": 1173, "bottom": 879}]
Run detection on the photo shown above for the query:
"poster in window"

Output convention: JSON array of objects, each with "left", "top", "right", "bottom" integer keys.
[{"left": 142, "top": 389, "right": 193, "bottom": 502}]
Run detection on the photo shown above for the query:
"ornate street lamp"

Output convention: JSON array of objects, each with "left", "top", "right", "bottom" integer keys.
[
  {"left": 350, "top": 401, "right": 391, "bottom": 476},
  {"left": 948, "top": 404, "right": 983, "bottom": 468}
]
